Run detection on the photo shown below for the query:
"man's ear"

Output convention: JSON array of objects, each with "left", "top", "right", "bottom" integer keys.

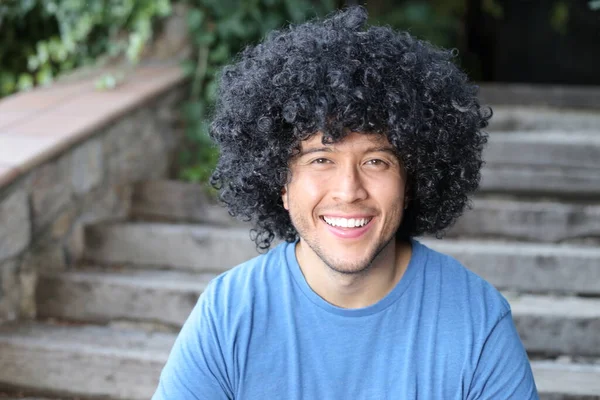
[{"left": 281, "top": 186, "right": 289, "bottom": 210}]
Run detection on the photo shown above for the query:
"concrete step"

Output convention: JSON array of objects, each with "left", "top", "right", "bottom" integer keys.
[
  {"left": 84, "top": 223, "right": 600, "bottom": 295},
  {"left": 486, "top": 131, "right": 600, "bottom": 169},
  {"left": 480, "top": 132, "right": 600, "bottom": 196},
  {"left": 0, "top": 321, "right": 174, "bottom": 400},
  {"left": 0, "top": 397, "right": 75, "bottom": 400},
  {"left": 36, "top": 268, "right": 215, "bottom": 327},
  {"left": 488, "top": 106, "right": 600, "bottom": 132},
  {"left": 83, "top": 223, "right": 261, "bottom": 271},
  {"left": 448, "top": 197, "right": 600, "bottom": 243},
  {"left": 0, "top": 392, "right": 88, "bottom": 399},
  {"left": 480, "top": 165, "right": 600, "bottom": 197},
  {"left": 130, "top": 180, "right": 246, "bottom": 226},
  {"left": 36, "top": 268, "right": 600, "bottom": 357},
  {"left": 0, "top": 322, "right": 598, "bottom": 399},
  {"left": 534, "top": 361, "right": 600, "bottom": 399},
  {"left": 506, "top": 292, "right": 600, "bottom": 357},
  {"left": 422, "top": 238, "right": 600, "bottom": 295}
]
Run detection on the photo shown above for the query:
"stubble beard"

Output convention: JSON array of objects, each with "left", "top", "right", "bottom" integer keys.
[{"left": 291, "top": 212, "right": 400, "bottom": 276}]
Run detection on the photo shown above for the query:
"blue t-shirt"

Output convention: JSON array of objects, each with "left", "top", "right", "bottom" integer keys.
[{"left": 153, "top": 239, "right": 538, "bottom": 399}]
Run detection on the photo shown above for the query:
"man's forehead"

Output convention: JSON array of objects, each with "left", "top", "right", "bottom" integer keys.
[{"left": 300, "top": 131, "right": 393, "bottom": 149}]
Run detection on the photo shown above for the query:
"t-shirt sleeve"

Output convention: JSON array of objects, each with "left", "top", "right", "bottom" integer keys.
[
  {"left": 467, "top": 310, "right": 539, "bottom": 400},
  {"left": 152, "top": 286, "right": 233, "bottom": 400}
]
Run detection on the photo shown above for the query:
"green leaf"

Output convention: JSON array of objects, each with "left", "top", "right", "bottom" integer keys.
[
  {"left": 27, "top": 54, "right": 40, "bottom": 72},
  {"left": 107, "top": 41, "right": 126, "bottom": 57},
  {"left": 181, "top": 60, "right": 197, "bottom": 77},
  {"left": 208, "top": 0, "right": 238, "bottom": 19},
  {"left": 48, "top": 36, "right": 68, "bottom": 62},
  {"left": 259, "top": 13, "right": 285, "bottom": 35},
  {"left": 217, "top": 12, "right": 248, "bottom": 40},
  {"left": 284, "top": 0, "right": 312, "bottom": 23},
  {"left": 204, "top": 78, "right": 219, "bottom": 104},
  {"left": 194, "top": 31, "right": 216, "bottom": 46},
  {"left": 317, "top": 0, "right": 336, "bottom": 14},
  {"left": 95, "top": 74, "right": 118, "bottom": 90},
  {"left": 550, "top": 1, "right": 569, "bottom": 35},
  {"left": 18, "top": 0, "right": 36, "bottom": 15},
  {"left": 60, "top": 59, "right": 76, "bottom": 72},
  {"left": 0, "top": 71, "right": 17, "bottom": 96},
  {"left": 126, "top": 32, "right": 145, "bottom": 63},
  {"left": 208, "top": 44, "right": 230, "bottom": 63},
  {"left": 482, "top": 0, "right": 504, "bottom": 19},
  {"left": 36, "top": 41, "right": 50, "bottom": 64},
  {"left": 404, "top": 2, "right": 433, "bottom": 23},
  {"left": 187, "top": 9, "right": 205, "bottom": 31},
  {"left": 156, "top": 0, "right": 172, "bottom": 17},
  {"left": 183, "top": 101, "right": 206, "bottom": 122},
  {"left": 73, "top": 14, "right": 93, "bottom": 40},
  {"left": 45, "top": 1, "right": 59, "bottom": 15},
  {"left": 36, "top": 66, "right": 54, "bottom": 86},
  {"left": 17, "top": 73, "right": 34, "bottom": 91}
]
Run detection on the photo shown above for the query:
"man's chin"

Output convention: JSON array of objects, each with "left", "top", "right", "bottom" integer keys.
[
  {"left": 322, "top": 258, "right": 373, "bottom": 275},
  {"left": 319, "top": 235, "right": 398, "bottom": 275}
]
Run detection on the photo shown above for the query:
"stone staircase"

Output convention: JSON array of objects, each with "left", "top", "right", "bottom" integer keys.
[{"left": 1, "top": 106, "right": 600, "bottom": 399}]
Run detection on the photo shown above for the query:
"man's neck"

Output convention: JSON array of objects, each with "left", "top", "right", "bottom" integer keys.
[{"left": 295, "top": 238, "right": 412, "bottom": 309}]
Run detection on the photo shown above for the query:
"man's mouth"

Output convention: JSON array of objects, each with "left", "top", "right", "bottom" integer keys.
[{"left": 321, "top": 216, "right": 374, "bottom": 228}]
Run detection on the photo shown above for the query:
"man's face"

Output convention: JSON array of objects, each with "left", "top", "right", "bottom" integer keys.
[{"left": 282, "top": 131, "right": 407, "bottom": 274}]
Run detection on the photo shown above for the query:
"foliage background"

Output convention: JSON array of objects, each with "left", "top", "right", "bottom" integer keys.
[{"left": 0, "top": 0, "right": 171, "bottom": 95}]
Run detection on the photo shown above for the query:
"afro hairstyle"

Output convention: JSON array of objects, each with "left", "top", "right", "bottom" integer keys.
[{"left": 209, "top": 6, "right": 491, "bottom": 250}]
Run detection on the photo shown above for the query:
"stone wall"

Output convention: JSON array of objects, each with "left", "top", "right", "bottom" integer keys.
[{"left": 0, "top": 68, "right": 186, "bottom": 322}]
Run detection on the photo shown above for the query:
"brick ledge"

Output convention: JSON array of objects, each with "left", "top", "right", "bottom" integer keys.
[{"left": 0, "top": 64, "right": 187, "bottom": 189}]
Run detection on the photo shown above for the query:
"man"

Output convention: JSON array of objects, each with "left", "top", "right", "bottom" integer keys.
[{"left": 153, "top": 6, "right": 538, "bottom": 399}]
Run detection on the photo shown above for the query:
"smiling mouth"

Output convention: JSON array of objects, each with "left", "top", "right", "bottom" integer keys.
[{"left": 321, "top": 216, "right": 374, "bottom": 228}]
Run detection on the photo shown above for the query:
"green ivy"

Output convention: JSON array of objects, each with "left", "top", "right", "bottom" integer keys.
[
  {"left": 178, "top": 0, "right": 336, "bottom": 184},
  {"left": 0, "top": 0, "right": 171, "bottom": 96}
]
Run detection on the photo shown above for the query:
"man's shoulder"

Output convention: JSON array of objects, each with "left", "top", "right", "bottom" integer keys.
[
  {"left": 202, "top": 241, "right": 291, "bottom": 304},
  {"left": 417, "top": 239, "right": 512, "bottom": 320}
]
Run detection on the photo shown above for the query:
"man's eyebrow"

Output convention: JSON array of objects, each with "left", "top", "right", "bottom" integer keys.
[
  {"left": 365, "top": 146, "right": 398, "bottom": 156},
  {"left": 297, "top": 147, "right": 334, "bottom": 157},
  {"left": 297, "top": 146, "right": 398, "bottom": 157}
]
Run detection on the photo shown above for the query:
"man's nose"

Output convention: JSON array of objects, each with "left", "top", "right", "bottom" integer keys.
[{"left": 331, "top": 164, "right": 368, "bottom": 203}]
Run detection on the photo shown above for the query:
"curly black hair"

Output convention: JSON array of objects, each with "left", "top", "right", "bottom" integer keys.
[{"left": 209, "top": 6, "right": 491, "bottom": 250}]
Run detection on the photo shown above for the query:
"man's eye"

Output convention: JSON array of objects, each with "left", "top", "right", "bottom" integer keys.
[
  {"left": 311, "top": 158, "right": 330, "bottom": 164},
  {"left": 366, "top": 159, "right": 387, "bottom": 166}
]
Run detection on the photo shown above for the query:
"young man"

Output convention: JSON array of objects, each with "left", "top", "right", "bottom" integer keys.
[{"left": 153, "top": 7, "right": 538, "bottom": 399}]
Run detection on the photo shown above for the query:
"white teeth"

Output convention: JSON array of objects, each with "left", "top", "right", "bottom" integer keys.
[{"left": 323, "top": 216, "right": 371, "bottom": 228}]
